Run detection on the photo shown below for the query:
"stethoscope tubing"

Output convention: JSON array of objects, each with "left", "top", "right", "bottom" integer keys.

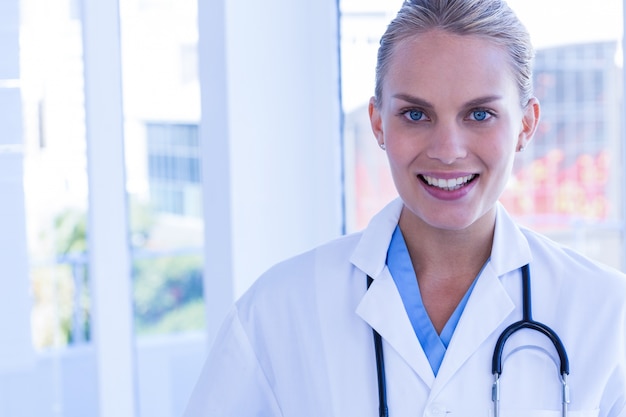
[
  {"left": 491, "top": 264, "right": 570, "bottom": 417},
  {"left": 367, "top": 264, "right": 570, "bottom": 417},
  {"left": 367, "top": 275, "right": 389, "bottom": 417},
  {"left": 491, "top": 264, "right": 569, "bottom": 376}
]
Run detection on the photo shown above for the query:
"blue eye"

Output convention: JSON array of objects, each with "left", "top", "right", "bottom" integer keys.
[
  {"left": 471, "top": 110, "right": 490, "bottom": 121},
  {"left": 406, "top": 110, "right": 424, "bottom": 121}
]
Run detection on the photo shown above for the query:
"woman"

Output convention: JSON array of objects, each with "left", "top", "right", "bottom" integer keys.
[{"left": 184, "top": 0, "right": 626, "bottom": 416}]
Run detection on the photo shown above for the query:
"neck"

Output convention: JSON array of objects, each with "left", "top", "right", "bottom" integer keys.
[
  {"left": 397, "top": 206, "right": 497, "bottom": 334},
  {"left": 398, "top": 206, "right": 495, "bottom": 283}
]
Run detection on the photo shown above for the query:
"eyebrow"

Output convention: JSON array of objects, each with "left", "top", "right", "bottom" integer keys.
[
  {"left": 392, "top": 94, "right": 434, "bottom": 109},
  {"left": 392, "top": 93, "right": 503, "bottom": 108},
  {"left": 464, "top": 95, "right": 503, "bottom": 107}
]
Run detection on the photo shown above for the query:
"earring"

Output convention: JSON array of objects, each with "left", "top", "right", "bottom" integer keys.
[
  {"left": 379, "top": 143, "right": 386, "bottom": 150},
  {"left": 518, "top": 144, "right": 526, "bottom": 152}
]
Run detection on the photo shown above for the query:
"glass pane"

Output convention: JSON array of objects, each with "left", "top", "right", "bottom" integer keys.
[
  {"left": 340, "top": 0, "right": 404, "bottom": 231},
  {"left": 19, "top": 0, "right": 99, "bottom": 415},
  {"left": 21, "top": 0, "right": 91, "bottom": 350},
  {"left": 119, "top": 0, "right": 205, "bottom": 338},
  {"left": 502, "top": 0, "right": 624, "bottom": 270},
  {"left": 19, "top": 0, "right": 206, "bottom": 414},
  {"left": 340, "top": 0, "right": 625, "bottom": 271},
  {"left": 119, "top": 1, "right": 206, "bottom": 415}
]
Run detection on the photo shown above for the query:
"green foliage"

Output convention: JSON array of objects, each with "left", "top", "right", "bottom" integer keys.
[
  {"left": 129, "top": 198, "right": 156, "bottom": 247},
  {"left": 53, "top": 208, "right": 87, "bottom": 255},
  {"left": 35, "top": 201, "right": 206, "bottom": 348},
  {"left": 132, "top": 253, "right": 205, "bottom": 335},
  {"left": 31, "top": 264, "right": 77, "bottom": 348},
  {"left": 134, "top": 298, "right": 205, "bottom": 335}
]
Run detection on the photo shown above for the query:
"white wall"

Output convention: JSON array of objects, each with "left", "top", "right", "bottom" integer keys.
[
  {"left": 0, "top": 0, "right": 36, "bottom": 375},
  {"left": 198, "top": 0, "right": 344, "bottom": 343}
]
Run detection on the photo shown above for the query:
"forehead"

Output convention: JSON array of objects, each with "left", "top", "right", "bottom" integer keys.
[{"left": 384, "top": 30, "right": 519, "bottom": 103}]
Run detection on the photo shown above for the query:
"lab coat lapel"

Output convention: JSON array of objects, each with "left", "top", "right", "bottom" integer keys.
[
  {"left": 351, "top": 199, "right": 436, "bottom": 387},
  {"left": 356, "top": 268, "right": 436, "bottom": 388}
]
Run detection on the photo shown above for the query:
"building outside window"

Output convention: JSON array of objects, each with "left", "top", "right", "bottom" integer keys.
[
  {"left": 146, "top": 122, "right": 202, "bottom": 217},
  {"left": 501, "top": 41, "right": 624, "bottom": 267}
]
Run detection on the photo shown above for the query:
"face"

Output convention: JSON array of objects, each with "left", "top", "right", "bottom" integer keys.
[{"left": 369, "top": 30, "right": 539, "bottom": 233}]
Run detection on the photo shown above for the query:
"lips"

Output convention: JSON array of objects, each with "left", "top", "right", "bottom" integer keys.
[{"left": 420, "top": 174, "right": 477, "bottom": 191}]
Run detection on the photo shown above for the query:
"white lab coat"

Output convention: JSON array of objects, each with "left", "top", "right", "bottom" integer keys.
[{"left": 184, "top": 199, "right": 626, "bottom": 417}]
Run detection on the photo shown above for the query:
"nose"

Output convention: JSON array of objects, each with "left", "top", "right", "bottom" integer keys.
[{"left": 426, "top": 123, "right": 468, "bottom": 164}]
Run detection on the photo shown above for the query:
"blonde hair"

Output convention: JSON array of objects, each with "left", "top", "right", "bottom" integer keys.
[{"left": 374, "top": 0, "right": 534, "bottom": 107}]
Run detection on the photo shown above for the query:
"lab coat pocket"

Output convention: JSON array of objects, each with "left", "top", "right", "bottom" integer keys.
[{"left": 494, "top": 409, "right": 599, "bottom": 417}]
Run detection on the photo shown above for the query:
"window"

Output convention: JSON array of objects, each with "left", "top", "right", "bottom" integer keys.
[
  {"left": 340, "top": 0, "right": 625, "bottom": 271},
  {"left": 146, "top": 122, "right": 202, "bottom": 216}
]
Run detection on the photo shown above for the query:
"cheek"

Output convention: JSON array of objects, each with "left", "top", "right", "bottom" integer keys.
[
  {"left": 489, "top": 146, "right": 517, "bottom": 187},
  {"left": 487, "top": 124, "right": 519, "bottom": 157},
  {"left": 385, "top": 141, "right": 419, "bottom": 172},
  {"left": 476, "top": 127, "right": 518, "bottom": 179},
  {"left": 385, "top": 146, "right": 418, "bottom": 188},
  {"left": 385, "top": 124, "right": 426, "bottom": 154}
]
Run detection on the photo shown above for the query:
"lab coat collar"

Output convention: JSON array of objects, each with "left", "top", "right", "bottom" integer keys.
[
  {"left": 349, "top": 198, "right": 403, "bottom": 279},
  {"left": 350, "top": 199, "right": 532, "bottom": 279},
  {"left": 352, "top": 199, "right": 534, "bottom": 390},
  {"left": 490, "top": 202, "right": 533, "bottom": 275}
]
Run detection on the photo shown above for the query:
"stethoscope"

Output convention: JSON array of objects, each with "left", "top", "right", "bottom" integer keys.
[{"left": 367, "top": 264, "right": 570, "bottom": 417}]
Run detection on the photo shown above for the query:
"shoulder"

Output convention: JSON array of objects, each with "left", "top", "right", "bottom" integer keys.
[
  {"left": 228, "top": 232, "right": 365, "bottom": 368},
  {"left": 235, "top": 231, "right": 363, "bottom": 313},
  {"left": 520, "top": 225, "right": 626, "bottom": 293},
  {"left": 254, "top": 232, "right": 361, "bottom": 288},
  {"left": 266, "top": 232, "right": 362, "bottom": 278}
]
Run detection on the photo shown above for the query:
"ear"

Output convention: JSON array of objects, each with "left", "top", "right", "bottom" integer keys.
[
  {"left": 368, "top": 97, "right": 385, "bottom": 148},
  {"left": 517, "top": 97, "right": 540, "bottom": 151}
]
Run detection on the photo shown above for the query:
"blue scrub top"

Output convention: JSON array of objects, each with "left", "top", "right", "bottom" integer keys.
[{"left": 386, "top": 226, "right": 483, "bottom": 375}]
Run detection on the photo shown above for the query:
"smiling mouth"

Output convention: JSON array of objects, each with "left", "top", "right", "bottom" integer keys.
[{"left": 420, "top": 174, "right": 477, "bottom": 191}]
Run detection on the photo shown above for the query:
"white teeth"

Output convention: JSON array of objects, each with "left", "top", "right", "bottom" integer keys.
[{"left": 423, "top": 174, "right": 475, "bottom": 191}]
